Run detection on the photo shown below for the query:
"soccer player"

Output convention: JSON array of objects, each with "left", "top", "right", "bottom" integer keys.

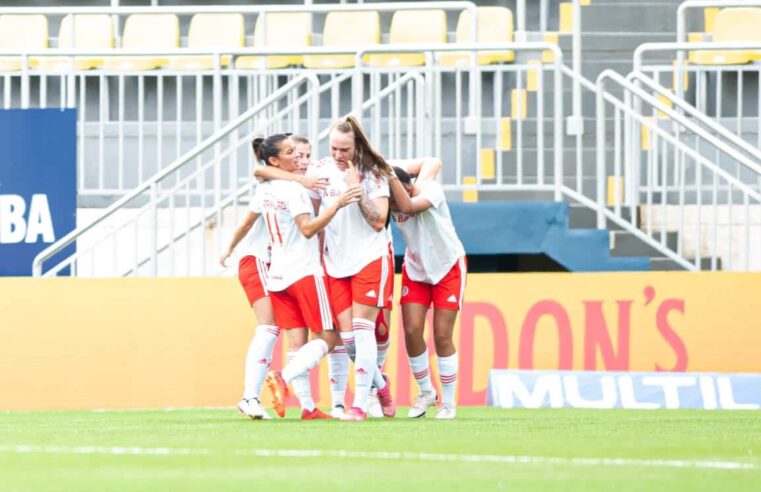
[
  {"left": 252, "top": 134, "right": 362, "bottom": 419},
  {"left": 306, "top": 116, "right": 399, "bottom": 420},
  {"left": 221, "top": 135, "right": 334, "bottom": 420},
  {"left": 389, "top": 163, "right": 466, "bottom": 419}
]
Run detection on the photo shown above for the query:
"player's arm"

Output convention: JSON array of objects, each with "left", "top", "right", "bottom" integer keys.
[
  {"left": 253, "top": 166, "right": 327, "bottom": 192},
  {"left": 389, "top": 177, "right": 433, "bottom": 215},
  {"left": 344, "top": 160, "right": 389, "bottom": 232},
  {"left": 220, "top": 210, "right": 260, "bottom": 267},
  {"left": 389, "top": 157, "right": 442, "bottom": 184},
  {"left": 295, "top": 186, "right": 362, "bottom": 239}
]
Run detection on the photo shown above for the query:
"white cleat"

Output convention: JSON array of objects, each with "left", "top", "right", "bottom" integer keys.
[
  {"left": 330, "top": 405, "right": 346, "bottom": 420},
  {"left": 407, "top": 390, "right": 438, "bottom": 418},
  {"left": 238, "top": 398, "right": 271, "bottom": 420},
  {"left": 367, "top": 389, "right": 384, "bottom": 418},
  {"left": 435, "top": 404, "right": 456, "bottom": 420}
]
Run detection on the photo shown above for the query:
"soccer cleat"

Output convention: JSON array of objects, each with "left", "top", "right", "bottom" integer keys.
[
  {"left": 376, "top": 375, "right": 396, "bottom": 417},
  {"left": 330, "top": 405, "right": 346, "bottom": 419},
  {"left": 435, "top": 404, "right": 456, "bottom": 420},
  {"left": 237, "top": 398, "right": 271, "bottom": 420},
  {"left": 301, "top": 407, "right": 333, "bottom": 420},
  {"left": 339, "top": 407, "right": 368, "bottom": 421},
  {"left": 366, "top": 389, "right": 384, "bottom": 418},
  {"left": 264, "top": 370, "right": 289, "bottom": 418},
  {"left": 408, "top": 390, "right": 438, "bottom": 418}
]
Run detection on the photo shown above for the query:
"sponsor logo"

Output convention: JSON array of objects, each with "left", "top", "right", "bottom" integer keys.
[
  {"left": 487, "top": 370, "right": 761, "bottom": 410},
  {"left": 0, "top": 194, "right": 55, "bottom": 244},
  {"left": 401, "top": 286, "right": 410, "bottom": 297},
  {"left": 356, "top": 368, "right": 368, "bottom": 375},
  {"left": 365, "top": 290, "right": 377, "bottom": 298},
  {"left": 447, "top": 294, "right": 457, "bottom": 303}
]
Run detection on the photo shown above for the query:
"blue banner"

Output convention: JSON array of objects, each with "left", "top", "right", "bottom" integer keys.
[
  {"left": 0, "top": 109, "right": 76, "bottom": 276},
  {"left": 487, "top": 369, "right": 761, "bottom": 410}
]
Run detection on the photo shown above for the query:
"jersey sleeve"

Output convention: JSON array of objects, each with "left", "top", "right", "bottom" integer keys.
[
  {"left": 419, "top": 181, "right": 444, "bottom": 209},
  {"left": 249, "top": 185, "right": 265, "bottom": 214},
  {"left": 365, "top": 174, "right": 390, "bottom": 199}
]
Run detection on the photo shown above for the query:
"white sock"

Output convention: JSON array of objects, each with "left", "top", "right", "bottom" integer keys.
[
  {"left": 339, "top": 332, "right": 356, "bottom": 362},
  {"left": 351, "top": 318, "right": 377, "bottom": 411},
  {"left": 376, "top": 338, "right": 390, "bottom": 369},
  {"left": 242, "top": 324, "right": 279, "bottom": 400},
  {"left": 409, "top": 349, "right": 433, "bottom": 394},
  {"left": 287, "top": 352, "right": 315, "bottom": 411},
  {"left": 327, "top": 347, "right": 349, "bottom": 408},
  {"left": 282, "top": 339, "right": 329, "bottom": 384},
  {"left": 437, "top": 353, "right": 458, "bottom": 407},
  {"left": 372, "top": 365, "right": 386, "bottom": 390}
]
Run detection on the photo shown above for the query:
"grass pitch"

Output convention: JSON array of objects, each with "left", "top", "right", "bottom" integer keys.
[{"left": 1, "top": 407, "right": 759, "bottom": 491}]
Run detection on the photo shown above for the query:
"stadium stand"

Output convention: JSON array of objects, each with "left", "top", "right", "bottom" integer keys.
[
  {"left": 102, "top": 13, "right": 180, "bottom": 70},
  {"left": 169, "top": 13, "right": 244, "bottom": 70},
  {"left": 0, "top": 14, "right": 47, "bottom": 71}
]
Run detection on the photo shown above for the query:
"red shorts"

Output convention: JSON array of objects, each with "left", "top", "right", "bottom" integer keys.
[
  {"left": 400, "top": 257, "right": 467, "bottom": 310},
  {"left": 238, "top": 255, "right": 269, "bottom": 306},
  {"left": 269, "top": 275, "right": 333, "bottom": 334},
  {"left": 385, "top": 243, "right": 395, "bottom": 310},
  {"left": 327, "top": 255, "right": 394, "bottom": 317}
]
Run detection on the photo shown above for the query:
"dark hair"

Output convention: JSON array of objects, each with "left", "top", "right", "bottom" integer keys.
[
  {"left": 291, "top": 135, "right": 310, "bottom": 145},
  {"left": 393, "top": 166, "right": 413, "bottom": 186},
  {"left": 252, "top": 134, "right": 291, "bottom": 166},
  {"left": 331, "top": 115, "right": 392, "bottom": 178}
]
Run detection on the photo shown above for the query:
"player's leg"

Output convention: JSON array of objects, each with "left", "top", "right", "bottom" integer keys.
[
  {"left": 238, "top": 256, "right": 278, "bottom": 420},
  {"left": 401, "top": 265, "right": 437, "bottom": 418},
  {"left": 430, "top": 257, "right": 467, "bottom": 420}
]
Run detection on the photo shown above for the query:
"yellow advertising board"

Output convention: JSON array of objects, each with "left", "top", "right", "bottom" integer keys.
[{"left": 1, "top": 273, "right": 760, "bottom": 410}]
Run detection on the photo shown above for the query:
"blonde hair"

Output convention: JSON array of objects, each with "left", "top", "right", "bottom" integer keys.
[{"left": 331, "top": 115, "right": 391, "bottom": 178}]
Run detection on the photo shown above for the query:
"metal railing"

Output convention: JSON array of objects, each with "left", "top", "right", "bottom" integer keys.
[
  {"left": 595, "top": 70, "right": 761, "bottom": 271},
  {"left": 32, "top": 73, "right": 320, "bottom": 277}
]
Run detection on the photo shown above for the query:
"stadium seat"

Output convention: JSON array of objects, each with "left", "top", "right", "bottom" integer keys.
[
  {"left": 366, "top": 10, "right": 446, "bottom": 67},
  {"left": 692, "top": 8, "right": 761, "bottom": 65},
  {"left": 35, "top": 15, "right": 113, "bottom": 71},
  {"left": 168, "top": 13, "right": 244, "bottom": 71},
  {"left": 0, "top": 15, "right": 48, "bottom": 72},
  {"left": 235, "top": 13, "right": 311, "bottom": 70},
  {"left": 102, "top": 14, "right": 179, "bottom": 71},
  {"left": 303, "top": 11, "right": 380, "bottom": 69},
  {"left": 438, "top": 7, "right": 514, "bottom": 67}
]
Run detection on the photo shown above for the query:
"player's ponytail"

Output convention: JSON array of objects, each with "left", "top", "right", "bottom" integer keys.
[{"left": 251, "top": 134, "right": 291, "bottom": 166}]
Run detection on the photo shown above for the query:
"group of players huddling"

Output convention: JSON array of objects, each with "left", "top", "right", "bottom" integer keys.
[{"left": 220, "top": 116, "right": 467, "bottom": 421}]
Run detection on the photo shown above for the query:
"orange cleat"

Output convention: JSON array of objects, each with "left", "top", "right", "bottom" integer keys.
[
  {"left": 301, "top": 407, "right": 333, "bottom": 420},
  {"left": 265, "top": 370, "right": 289, "bottom": 418}
]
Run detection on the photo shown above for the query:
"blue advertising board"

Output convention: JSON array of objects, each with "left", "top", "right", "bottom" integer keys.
[
  {"left": 0, "top": 109, "right": 76, "bottom": 276},
  {"left": 487, "top": 369, "right": 761, "bottom": 410}
]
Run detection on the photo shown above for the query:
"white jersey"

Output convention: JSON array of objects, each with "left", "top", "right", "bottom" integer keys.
[
  {"left": 238, "top": 200, "right": 271, "bottom": 262},
  {"left": 391, "top": 180, "right": 465, "bottom": 284},
  {"left": 307, "top": 158, "right": 390, "bottom": 278},
  {"left": 251, "top": 179, "right": 322, "bottom": 292}
]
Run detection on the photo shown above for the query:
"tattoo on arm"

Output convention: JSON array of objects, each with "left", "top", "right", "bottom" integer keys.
[{"left": 358, "top": 193, "right": 383, "bottom": 226}]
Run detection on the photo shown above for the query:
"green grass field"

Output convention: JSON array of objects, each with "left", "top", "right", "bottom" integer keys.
[{"left": 1, "top": 407, "right": 759, "bottom": 491}]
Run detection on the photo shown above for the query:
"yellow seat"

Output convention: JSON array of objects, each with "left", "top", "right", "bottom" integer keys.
[
  {"left": 235, "top": 13, "right": 311, "bottom": 70},
  {"left": 692, "top": 8, "right": 761, "bottom": 65},
  {"left": 366, "top": 10, "right": 446, "bottom": 68},
  {"left": 103, "top": 14, "right": 179, "bottom": 71},
  {"left": 35, "top": 15, "right": 113, "bottom": 71},
  {"left": 303, "top": 11, "right": 380, "bottom": 69},
  {"left": 168, "top": 13, "right": 243, "bottom": 71},
  {"left": 438, "top": 7, "right": 514, "bottom": 67},
  {"left": 0, "top": 15, "right": 48, "bottom": 72}
]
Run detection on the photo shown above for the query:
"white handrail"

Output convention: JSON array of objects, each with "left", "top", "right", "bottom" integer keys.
[
  {"left": 598, "top": 69, "right": 761, "bottom": 201},
  {"left": 626, "top": 70, "right": 761, "bottom": 175},
  {"left": 32, "top": 72, "right": 319, "bottom": 276}
]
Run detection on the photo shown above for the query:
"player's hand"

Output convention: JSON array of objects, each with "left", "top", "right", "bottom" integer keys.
[
  {"left": 298, "top": 175, "right": 329, "bottom": 192},
  {"left": 337, "top": 185, "right": 362, "bottom": 208},
  {"left": 343, "top": 160, "right": 360, "bottom": 186},
  {"left": 219, "top": 252, "right": 232, "bottom": 268}
]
